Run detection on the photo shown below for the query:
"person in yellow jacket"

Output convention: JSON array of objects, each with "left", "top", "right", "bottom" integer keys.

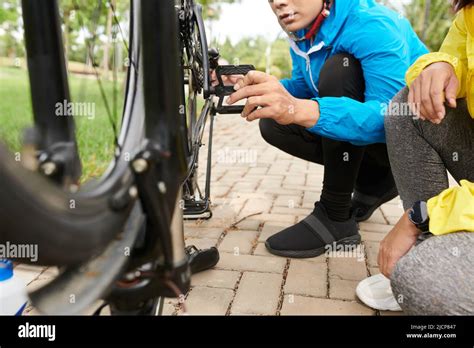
[{"left": 380, "top": 0, "right": 474, "bottom": 315}]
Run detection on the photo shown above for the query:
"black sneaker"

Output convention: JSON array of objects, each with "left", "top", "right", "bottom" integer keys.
[
  {"left": 265, "top": 202, "right": 361, "bottom": 259},
  {"left": 352, "top": 185, "right": 398, "bottom": 222}
]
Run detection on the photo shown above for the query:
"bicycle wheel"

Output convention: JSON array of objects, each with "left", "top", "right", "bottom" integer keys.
[
  {"left": 177, "top": 0, "right": 215, "bottom": 219},
  {"left": 0, "top": 0, "right": 192, "bottom": 315},
  {"left": 0, "top": 0, "right": 185, "bottom": 266}
]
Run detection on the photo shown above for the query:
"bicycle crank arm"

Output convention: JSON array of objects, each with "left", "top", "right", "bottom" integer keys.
[{"left": 213, "top": 64, "right": 255, "bottom": 115}]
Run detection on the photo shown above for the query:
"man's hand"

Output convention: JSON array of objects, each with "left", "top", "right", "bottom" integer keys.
[
  {"left": 408, "top": 62, "right": 459, "bottom": 124},
  {"left": 210, "top": 69, "right": 243, "bottom": 87},
  {"left": 226, "top": 70, "right": 320, "bottom": 127},
  {"left": 378, "top": 211, "right": 421, "bottom": 278}
]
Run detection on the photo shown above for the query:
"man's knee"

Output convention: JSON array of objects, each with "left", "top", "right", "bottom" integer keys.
[{"left": 318, "top": 53, "right": 365, "bottom": 101}]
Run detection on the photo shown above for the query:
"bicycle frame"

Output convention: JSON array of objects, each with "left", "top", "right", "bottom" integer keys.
[
  {"left": 22, "top": 0, "right": 82, "bottom": 185},
  {"left": 1, "top": 0, "right": 255, "bottom": 314},
  {"left": 5, "top": 0, "right": 192, "bottom": 314}
]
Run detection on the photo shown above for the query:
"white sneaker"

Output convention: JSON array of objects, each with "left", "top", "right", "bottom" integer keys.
[{"left": 356, "top": 274, "right": 402, "bottom": 311}]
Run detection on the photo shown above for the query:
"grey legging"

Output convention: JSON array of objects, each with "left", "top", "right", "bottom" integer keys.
[{"left": 384, "top": 87, "right": 474, "bottom": 315}]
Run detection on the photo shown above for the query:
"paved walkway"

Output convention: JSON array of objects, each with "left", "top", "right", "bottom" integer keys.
[{"left": 19, "top": 114, "right": 406, "bottom": 315}]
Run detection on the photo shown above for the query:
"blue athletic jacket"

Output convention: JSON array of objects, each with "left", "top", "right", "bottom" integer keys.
[{"left": 280, "top": 0, "right": 428, "bottom": 145}]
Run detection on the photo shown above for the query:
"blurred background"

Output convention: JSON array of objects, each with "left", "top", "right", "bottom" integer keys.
[{"left": 0, "top": 0, "right": 457, "bottom": 180}]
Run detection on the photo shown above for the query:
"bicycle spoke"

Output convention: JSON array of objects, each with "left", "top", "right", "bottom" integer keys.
[
  {"left": 70, "top": 0, "right": 126, "bottom": 153},
  {"left": 109, "top": 1, "right": 138, "bottom": 73}
]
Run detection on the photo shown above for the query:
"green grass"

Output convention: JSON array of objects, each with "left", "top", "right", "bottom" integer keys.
[
  {"left": 0, "top": 66, "right": 205, "bottom": 182},
  {"left": 0, "top": 66, "right": 125, "bottom": 181}
]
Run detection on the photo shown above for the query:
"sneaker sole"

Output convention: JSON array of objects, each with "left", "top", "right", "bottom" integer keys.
[{"left": 265, "top": 234, "right": 362, "bottom": 259}]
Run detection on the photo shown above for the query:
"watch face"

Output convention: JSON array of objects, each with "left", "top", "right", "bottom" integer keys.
[{"left": 409, "top": 201, "right": 429, "bottom": 229}]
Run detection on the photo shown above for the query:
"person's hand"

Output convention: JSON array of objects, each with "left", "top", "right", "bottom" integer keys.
[
  {"left": 210, "top": 69, "right": 243, "bottom": 87},
  {"left": 378, "top": 211, "right": 421, "bottom": 278},
  {"left": 408, "top": 62, "right": 459, "bottom": 124},
  {"left": 226, "top": 70, "right": 319, "bottom": 127}
]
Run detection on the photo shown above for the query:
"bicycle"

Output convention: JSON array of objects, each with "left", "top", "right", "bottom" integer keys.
[{"left": 0, "top": 0, "right": 254, "bottom": 315}]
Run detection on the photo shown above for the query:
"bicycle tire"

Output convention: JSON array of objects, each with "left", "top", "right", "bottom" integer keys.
[{"left": 0, "top": 0, "right": 145, "bottom": 266}]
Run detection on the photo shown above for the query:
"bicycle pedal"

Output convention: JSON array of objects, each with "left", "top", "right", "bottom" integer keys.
[
  {"left": 214, "top": 64, "right": 255, "bottom": 115},
  {"left": 183, "top": 211, "right": 212, "bottom": 220}
]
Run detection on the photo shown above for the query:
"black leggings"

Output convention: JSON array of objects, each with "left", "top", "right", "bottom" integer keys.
[{"left": 260, "top": 53, "right": 392, "bottom": 221}]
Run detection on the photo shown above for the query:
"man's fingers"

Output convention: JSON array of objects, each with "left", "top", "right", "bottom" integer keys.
[
  {"left": 236, "top": 70, "right": 272, "bottom": 90},
  {"left": 228, "top": 74, "right": 244, "bottom": 85},
  {"left": 445, "top": 74, "right": 459, "bottom": 108},
  {"left": 241, "top": 96, "right": 270, "bottom": 118},
  {"left": 228, "top": 83, "right": 270, "bottom": 105},
  {"left": 245, "top": 106, "right": 275, "bottom": 122}
]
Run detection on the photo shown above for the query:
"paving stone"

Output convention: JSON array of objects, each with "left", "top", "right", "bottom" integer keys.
[
  {"left": 365, "top": 209, "right": 387, "bottom": 224},
  {"left": 180, "top": 287, "right": 234, "bottom": 315},
  {"left": 283, "top": 175, "right": 306, "bottom": 186},
  {"left": 329, "top": 279, "right": 359, "bottom": 301},
  {"left": 14, "top": 265, "right": 45, "bottom": 285},
  {"left": 302, "top": 191, "right": 321, "bottom": 208},
  {"left": 258, "top": 222, "right": 292, "bottom": 242},
  {"left": 380, "top": 204, "right": 404, "bottom": 217},
  {"left": 230, "top": 272, "right": 282, "bottom": 315},
  {"left": 258, "top": 180, "right": 283, "bottom": 190},
  {"left": 386, "top": 215, "right": 401, "bottom": 226},
  {"left": 248, "top": 213, "right": 296, "bottom": 224},
  {"left": 365, "top": 241, "right": 380, "bottom": 268},
  {"left": 270, "top": 188, "right": 305, "bottom": 196},
  {"left": 26, "top": 277, "right": 53, "bottom": 292},
  {"left": 184, "top": 227, "right": 224, "bottom": 239},
  {"left": 233, "top": 219, "right": 261, "bottom": 231},
  {"left": 253, "top": 243, "right": 273, "bottom": 257},
  {"left": 270, "top": 206, "right": 312, "bottom": 216},
  {"left": 238, "top": 197, "right": 273, "bottom": 217},
  {"left": 369, "top": 267, "right": 380, "bottom": 276},
  {"left": 280, "top": 296, "right": 375, "bottom": 315},
  {"left": 328, "top": 257, "right": 368, "bottom": 281},
  {"left": 274, "top": 195, "right": 302, "bottom": 207},
  {"left": 218, "top": 230, "right": 258, "bottom": 254},
  {"left": 358, "top": 222, "right": 393, "bottom": 234},
  {"left": 191, "top": 270, "right": 240, "bottom": 289},
  {"left": 360, "top": 230, "right": 386, "bottom": 242},
  {"left": 211, "top": 185, "right": 231, "bottom": 198},
  {"left": 216, "top": 253, "right": 286, "bottom": 273},
  {"left": 185, "top": 238, "right": 218, "bottom": 250},
  {"left": 284, "top": 260, "right": 327, "bottom": 298}
]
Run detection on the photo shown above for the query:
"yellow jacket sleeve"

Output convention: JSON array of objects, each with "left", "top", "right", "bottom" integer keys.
[
  {"left": 406, "top": 10, "right": 468, "bottom": 98},
  {"left": 427, "top": 180, "right": 474, "bottom": 235}
]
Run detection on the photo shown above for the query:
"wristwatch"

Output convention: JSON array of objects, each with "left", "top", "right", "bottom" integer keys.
[{"left": 408, "top": 201, "right": 430, "bottom": 233}]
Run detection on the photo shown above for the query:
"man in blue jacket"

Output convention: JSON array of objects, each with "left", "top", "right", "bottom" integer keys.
[{"left": 226, "top": 0, "right": 428, "bottom": 258}]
